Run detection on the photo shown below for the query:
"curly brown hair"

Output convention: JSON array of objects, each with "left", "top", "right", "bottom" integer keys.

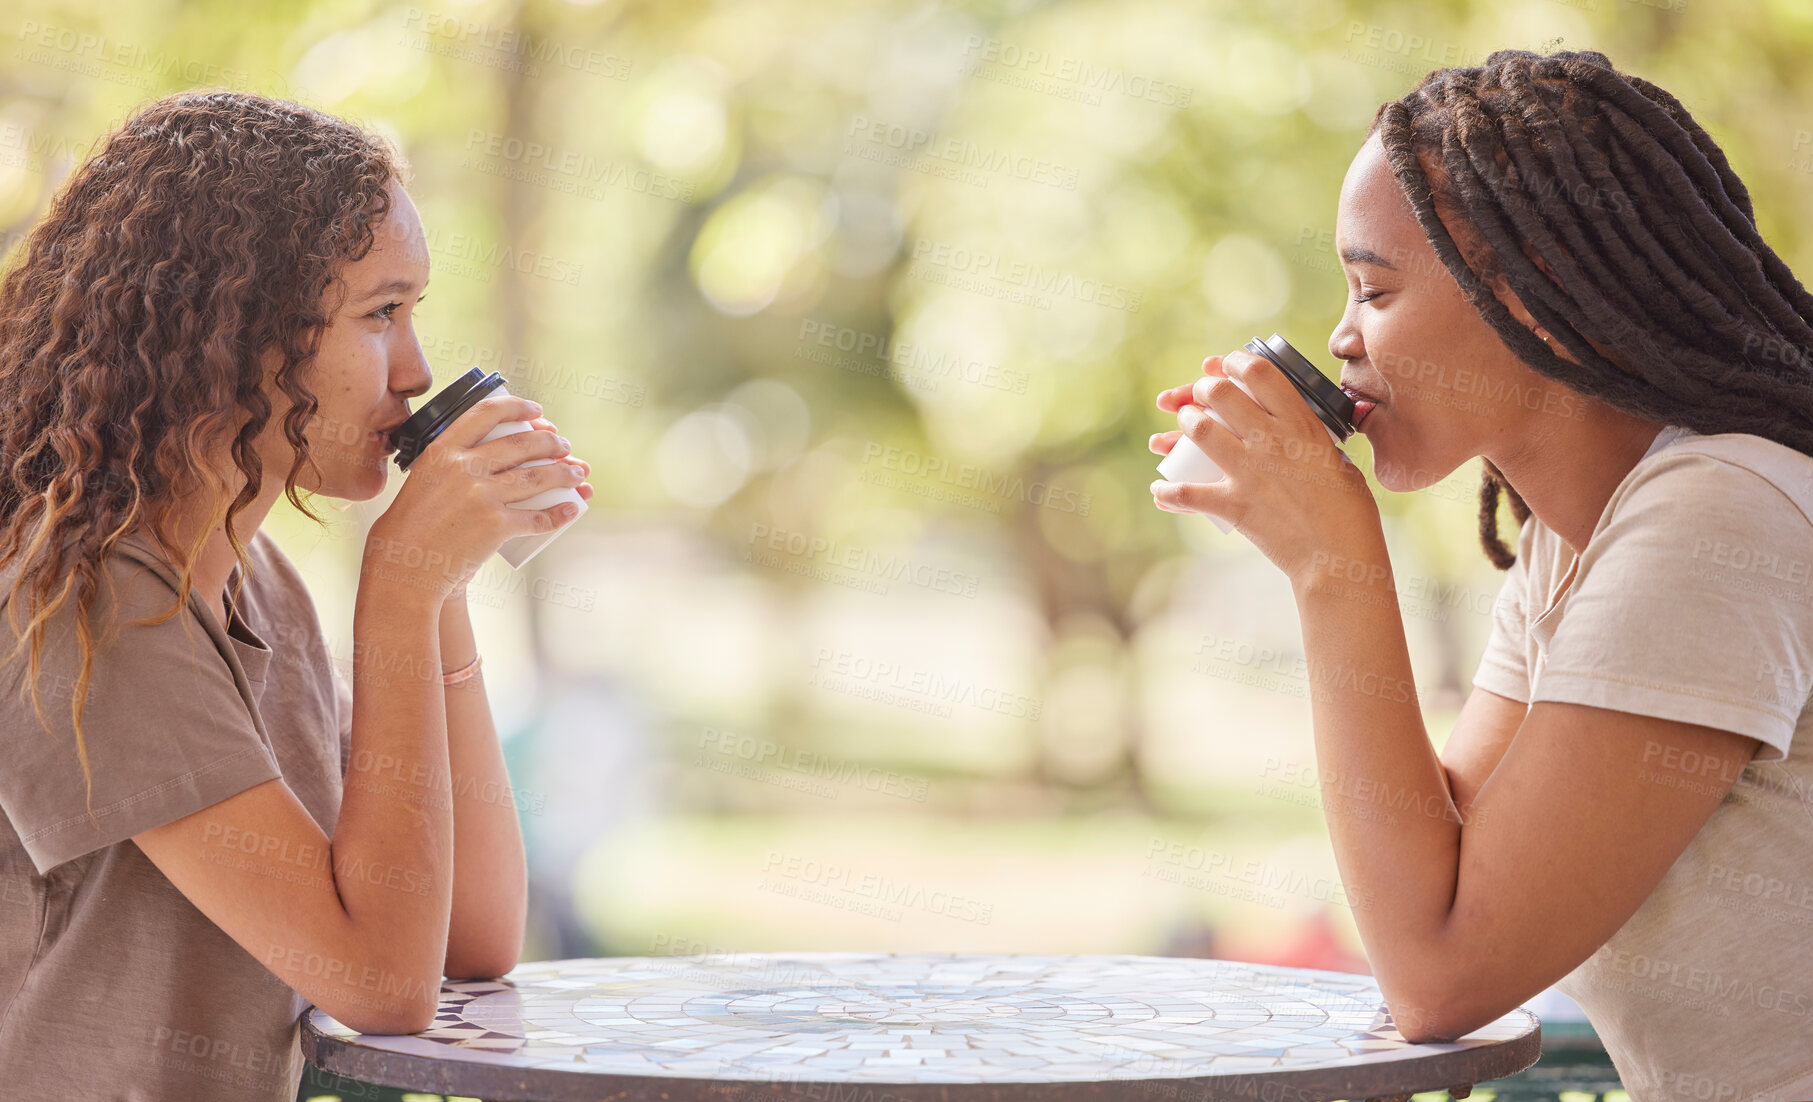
[
  {"left": 0, "top": 89, "right": 407, "bottom": 824},
  {"left": 1368, "top": 48, "right": 1813, "bottom": 569}
]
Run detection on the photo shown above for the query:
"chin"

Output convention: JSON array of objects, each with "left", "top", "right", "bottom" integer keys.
[
  {"left": 320, "top": 460, "right": 392, "bottom": 502},
  {"left": 1367, "top": 432, "right": 1454, "bottom": 494},
  {"left": 1374, "top": 465, "right": 1417, "bottom": 494}
]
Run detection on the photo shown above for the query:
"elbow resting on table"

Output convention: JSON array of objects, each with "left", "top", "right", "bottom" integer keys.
[
  {"left": 330, "top": 996, "right": 439, "bottom": 1038},
  {"left": 1386, "top": 975, "right": 1515, "bottom": 1045},
  {"left": 444, "top": 949, "right": 520, "bottom": 983},
  {"left": 1391, "top": 1007, "right": 1472, "bottom": 1046},
  {"left": 1377, "top": 909, "right": 1522, "bottom": 1044},
  {"left": 319, "top": 941, "right": 445, "bottom": 1035}
]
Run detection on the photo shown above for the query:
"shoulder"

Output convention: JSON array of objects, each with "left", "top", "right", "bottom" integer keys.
[
  {"left": 1575, "top": 435, "right": 1813, "bottom": 605},
  {"left": 1610, "top": 433, "right": 1813, "bottom": 534}
]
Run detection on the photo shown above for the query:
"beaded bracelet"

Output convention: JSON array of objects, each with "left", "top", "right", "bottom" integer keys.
[{"left": 442, "top": 654, "right": 483, "bottom": 685}]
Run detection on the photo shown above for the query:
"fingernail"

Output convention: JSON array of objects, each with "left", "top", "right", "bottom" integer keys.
[
  {"left": 1178, "top": 406, "right": 1201, "bottom": 430},
  {"left": 557, "top": 435, "right": 570, "bottom": 449}
]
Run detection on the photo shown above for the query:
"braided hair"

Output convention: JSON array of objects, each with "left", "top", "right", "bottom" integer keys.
[{"left": 1368, "top": 48, "right": 1813, "bottom": 568}]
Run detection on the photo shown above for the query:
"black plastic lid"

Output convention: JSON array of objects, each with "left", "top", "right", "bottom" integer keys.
[
  {"left": 391, "top": 368, "right": 508, "bottom": 470},
  {"left": 1245, "top": 333, "right": 1356, "bottom": 441}
]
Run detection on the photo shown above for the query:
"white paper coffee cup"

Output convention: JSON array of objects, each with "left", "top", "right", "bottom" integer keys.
[{"left": 478, "top": 384, "right": 587, "bottom": 568}]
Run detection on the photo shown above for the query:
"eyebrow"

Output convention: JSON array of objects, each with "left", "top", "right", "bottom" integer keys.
[
  {"left": 359, "top": 276, "right": 431, "bottom": 299},
  {"left": 1339, "top": 246, "right": 1398, "bottom": 270}
]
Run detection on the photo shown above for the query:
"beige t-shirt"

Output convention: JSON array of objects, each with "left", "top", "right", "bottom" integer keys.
[
  {"left": 0, "top": 528, "right": 351, "bottom": 1101},
  {"left": 1471, "top": 424, "right": 1813, "bottom": 1102}
]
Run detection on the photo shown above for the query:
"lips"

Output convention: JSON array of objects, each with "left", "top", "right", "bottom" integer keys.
[
  {"left": 375, "top": 418, "right": 409, "bottom": 455},
  {"left": 1339, "top": 383, "right": 1383, "bottom": 429}
]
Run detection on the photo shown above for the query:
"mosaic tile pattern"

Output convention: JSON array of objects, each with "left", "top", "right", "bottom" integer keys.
[{"left": 307, "top": 953, "right": 1535, "bottom": 1084}]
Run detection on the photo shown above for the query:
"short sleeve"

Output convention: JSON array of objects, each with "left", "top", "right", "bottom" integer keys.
[
  {"left": 0, "top": 556, "right": 280, "bottom": 875},
  {"left": 1471, "top": 523, "right": 1534, "bottom": 705},
  {"left": 1534, "top": 453, "right": 1813, "bottom": 764}
]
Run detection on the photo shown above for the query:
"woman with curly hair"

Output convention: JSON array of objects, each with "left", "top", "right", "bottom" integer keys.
[
  {"left": 0, "top": 91, "right": 591, "bottom": 1099},
  {"left": 1151, "top": 49, "right": 1813, "bottom": 1097}
]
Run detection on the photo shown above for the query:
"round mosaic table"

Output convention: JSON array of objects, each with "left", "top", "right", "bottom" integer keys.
[{"left": 301, "top": 953, "right": 1540, "bottom": 1102}]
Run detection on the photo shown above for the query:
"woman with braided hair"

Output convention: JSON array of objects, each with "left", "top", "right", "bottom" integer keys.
[{"left": 1151, "top": 48, "right": 1813, "bottom": 1096}]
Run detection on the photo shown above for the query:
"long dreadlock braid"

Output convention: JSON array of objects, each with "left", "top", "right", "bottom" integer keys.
[{"left": 1369, "top": 48, "right": 1813, "bottom": 569}]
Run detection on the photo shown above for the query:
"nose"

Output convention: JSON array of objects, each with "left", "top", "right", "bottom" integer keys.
[
  {"left": 396, "top": 339, "right": 435, "bottom": 402},
  {"left": 1328, "top": 308, "right": 1363, "bottom": 368}
]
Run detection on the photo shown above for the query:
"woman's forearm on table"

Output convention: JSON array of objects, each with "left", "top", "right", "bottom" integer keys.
[
  {"left": 438, "top": 590, "right": 528, "bottom": 979},
  {"left": 1289, "top": 529, "right": 1465, "bottom": 1029}
]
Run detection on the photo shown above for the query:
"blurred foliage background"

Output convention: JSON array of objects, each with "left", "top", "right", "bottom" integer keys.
[{"left": 4, "top": 0, "right": 1810, "bottom": 997}]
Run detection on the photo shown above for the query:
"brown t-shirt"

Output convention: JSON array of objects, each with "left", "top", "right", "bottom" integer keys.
[{"left": 0, "top": 528, "right": 350, "bottom": 1101}]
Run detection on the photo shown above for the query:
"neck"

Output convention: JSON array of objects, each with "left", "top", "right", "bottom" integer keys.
[
  {"left": 146, "top": 476, "right": 287, "bottom": 622},
  {"left": 1486, "top": 403, "right": 1667, "bottom": 556}
]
